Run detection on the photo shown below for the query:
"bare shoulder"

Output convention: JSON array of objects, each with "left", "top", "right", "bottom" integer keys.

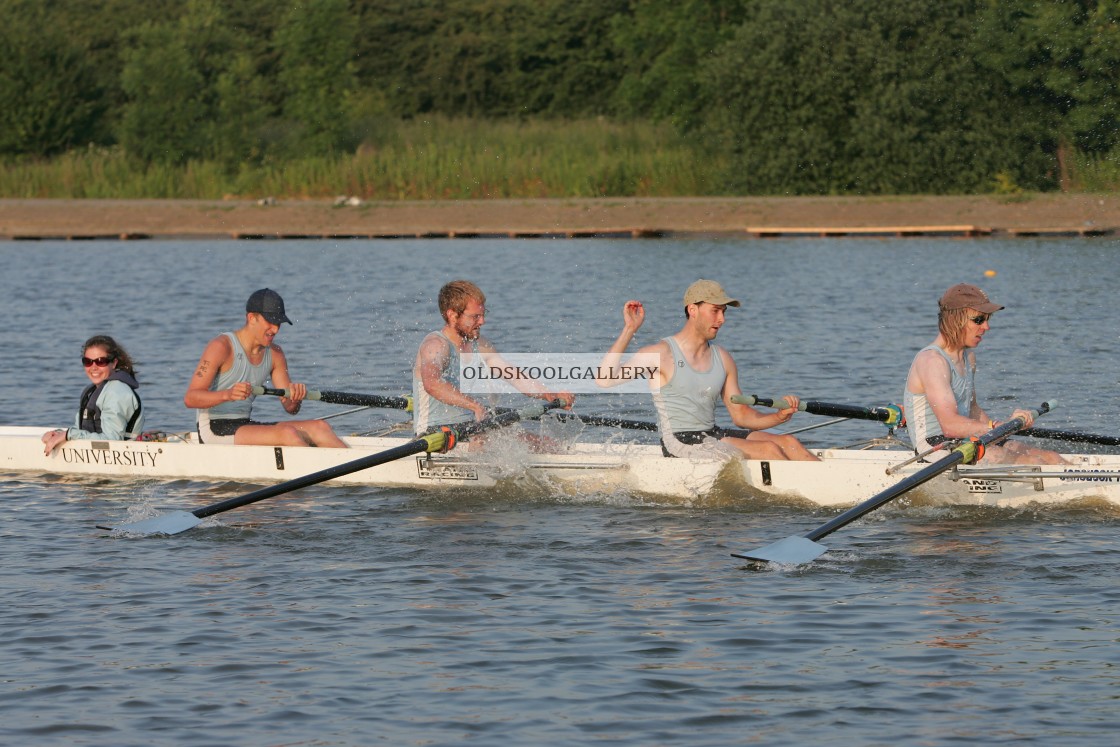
[
  {"left": 200, "top": 334, "right": 233, "bottom": 361},
  {"left": 638, "top": 339, "right": 671, "bottom": 357},
  {"left": 911, "top": 347, "right": 952, "bottom": 381},
  {"left": 913, "top": 347, "right": 948, "bottom": 368},
  {"left": 419, "top": 333, "right": 452, "bottom": 357}
]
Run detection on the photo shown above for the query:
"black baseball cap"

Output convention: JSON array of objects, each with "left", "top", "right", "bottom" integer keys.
[{"left": 246, "top": 288, "right": 293, "bottom": 325}]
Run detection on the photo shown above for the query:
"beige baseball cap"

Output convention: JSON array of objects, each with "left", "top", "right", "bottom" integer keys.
[
  {"left": 939, "top": 283, "right": 1003, "bottom": 313},
  {"left": 683, "top": 279, "right": 740, "bottom": 308}
]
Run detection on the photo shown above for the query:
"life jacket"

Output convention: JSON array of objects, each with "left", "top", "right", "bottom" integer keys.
[{"left": 79, "top": 370, "right": 142, "bottom": 438}]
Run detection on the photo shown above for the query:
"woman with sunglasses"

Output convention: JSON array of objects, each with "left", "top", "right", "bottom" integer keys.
[
  {"left": 902, "top": 283, "right": 1063, "bottom": 465},
  {"left": 42, "top": 335, "right": 144, "bottom": 455}
]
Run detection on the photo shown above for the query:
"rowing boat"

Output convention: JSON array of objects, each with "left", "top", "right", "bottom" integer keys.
[{"left": 4, "top": 425, "right": 1119, "bottom": 507}]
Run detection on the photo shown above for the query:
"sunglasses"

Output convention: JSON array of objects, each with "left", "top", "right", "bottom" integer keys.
[
  {"left": 82, "top": 356, "right": 114, "bottom": 367},
  {"left": 968, "top": 314, "right": 991, "bottom": 325}
]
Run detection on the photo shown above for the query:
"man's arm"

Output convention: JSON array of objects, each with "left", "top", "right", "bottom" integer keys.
[
  {"left": 476, "top": 339, "right": 575, "bottom": 408},
  {"left": 596, "top": 300, "right": 645, "bottom": 388},
  {"left": 268, "top": 344, "right": 305, "bottom": 415},
  {"left": 184, "top": 336, "right": 248, "bottom": 409},
  {"left": 720, "top": 349, "right": 798, "bottom": 430}
]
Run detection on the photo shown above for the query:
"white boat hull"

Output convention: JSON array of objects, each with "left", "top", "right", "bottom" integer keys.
[
  {"left": 3, "top": 426, "right": 1119, "bottom": 507},
  {"left": 0, "top": 427, "right": 734, "bottom": 501}
]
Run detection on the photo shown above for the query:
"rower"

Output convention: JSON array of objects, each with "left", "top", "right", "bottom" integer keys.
[
  {"left": 184, "top": 288, "right": 348, "bottom": 448},
  {"left": 596, "top": 280, "right": 818, "bottom": 461},
  {"left": 412, "top": 280, "right": 575, "bottom": 436},
  {"left": 903, "top": 283, "right": 1065, "bottom": 465}
]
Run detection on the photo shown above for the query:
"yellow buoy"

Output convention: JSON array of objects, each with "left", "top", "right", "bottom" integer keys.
[{"left": 984, "top": 269, "right": 997, "bottom": 277}]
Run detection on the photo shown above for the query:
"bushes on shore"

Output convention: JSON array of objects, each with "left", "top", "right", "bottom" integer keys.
[{"left": 1, "top": 0, "right": 1119, "bottom": 197}]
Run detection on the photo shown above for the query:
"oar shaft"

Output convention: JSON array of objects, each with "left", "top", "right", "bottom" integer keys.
[
  {"left": 253, "top": 386, "right": 411, "bottom": 411},
  {"left": 191, "top": 401, "right": 552, "bottom": 520},
  {"left": 804, "top": 402, "right": 1052, "bottom": 543},
  {"left": 805, "top": 451, "right": 967, "bottom": 542},
  {"left": 553, "top": 411, "right": 657, "bottom": 432},
  {"left": 551, "top": 411, "right": 750, "bottom": 439},
  {"left": 732, "top": 394, "right": 903, "bottom": 426},
  {"left": 1021, "top": 426, "right": 1120, "bottom": 447},
  {"left": 192, "top": 436, "right": 440, "bottom": 519}
]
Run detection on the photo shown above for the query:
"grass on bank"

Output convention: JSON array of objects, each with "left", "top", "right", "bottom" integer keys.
[
  {"left": 0, "top": 118, "right": 719, "bottom": 200},
  {"left": 2, "top": 117, "right": 1118, "bottom": 199}
]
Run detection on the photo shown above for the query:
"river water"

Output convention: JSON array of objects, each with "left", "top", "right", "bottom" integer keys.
[{"left": 2, "top": 236, "right": 1118, "bottom": 746}]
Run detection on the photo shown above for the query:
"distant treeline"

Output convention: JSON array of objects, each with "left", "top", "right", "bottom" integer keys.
[{"left": 1, "top": 0, "right": 1117, "bottom": 197}]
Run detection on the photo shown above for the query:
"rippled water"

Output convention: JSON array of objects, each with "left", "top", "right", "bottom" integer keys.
[{"left": 2, "top": 237, "right": 1119, "bottom": 746}]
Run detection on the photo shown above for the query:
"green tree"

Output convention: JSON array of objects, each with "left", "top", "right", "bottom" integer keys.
[
  {"left": 0, "top": 2, "right": 103, "bottom": 156},
  {"left": 976, "top": 0, "right": 1120, "bottom": 185},
  {"left": 611, "top": 0, "right": 748, "bottom": 130},
  {"left": 118, "top": 0, "right": 269, "bottom": 165},
  {"left": 275, "top": 0, "right": 358, "bottom": 155},
  {"left": 700, "top": 0, "right": 1052, "bottom": 194},
  {"left": 214, "top": 53, "right": 271, "bottom": 169},
  {"left": 118, "top": 22, "right": 208, "bottom": 163},
  {"left": 352, "top": 0, "right": 625, "bottom": 118}
]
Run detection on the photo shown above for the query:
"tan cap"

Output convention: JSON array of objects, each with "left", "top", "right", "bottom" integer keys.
[
  {"left": 939, "top": 283, "right": 1003, "bottom": 313},
  {"left": 683, "top": 279, "right": 740, "bottom": 308}
]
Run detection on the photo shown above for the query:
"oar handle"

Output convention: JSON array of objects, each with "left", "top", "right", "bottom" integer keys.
[
  {"left": 731, "top": 394, "right": 904, "bottom": 426},
  {"left": 252, "top": 385, "right": 412, "bottom": 412},
  {"left": 803, "top": 401, "right": 1055, "bottom": 543}
]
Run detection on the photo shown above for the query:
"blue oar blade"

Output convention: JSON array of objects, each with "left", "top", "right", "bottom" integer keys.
[
  {"left": 98, "top": 510, "right": 202, "bottom": 536},
  {"left": 732, "top": 536, "right": 827, "bottom": 564}
]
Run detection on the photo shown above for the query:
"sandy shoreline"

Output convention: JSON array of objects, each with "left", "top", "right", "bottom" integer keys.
[{"left": 1, "top": 195, "right": 1118, "bottom": 239}]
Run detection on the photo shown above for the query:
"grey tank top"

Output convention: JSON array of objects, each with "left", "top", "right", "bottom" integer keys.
[
  {"left": 412, "top": 331, "right": 478, "bottom": 434},
  {"left": 903, "top": 344, "right": 974, "bottom": 448},
  {"left": 653, "top": 337, "right": 726, "bottom": 433},
  {"left": 207, "top": 332, "right": 273, "bottom": 420}
]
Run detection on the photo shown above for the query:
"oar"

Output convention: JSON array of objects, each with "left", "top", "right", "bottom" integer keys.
[
  {"left": 252, "top": 385, "right": 411, "bottom": 412},
  {"left": 732, "top": 394, "right": 904, "bottom": 427},
  {"left": 99, "top": 400, "right": 562, "bottom": 536},
  {"left": 731, "top": 401, "right": 1054, "bottom": 565},
  {"left": 552, "top": 411, "right": 656, "bottom": 432},
  {"left": 550, "top": 411, "right": 751, "bottom": 439},
  {"left": 1019, "top": 426, "right": 1120, "bottom": 447}
]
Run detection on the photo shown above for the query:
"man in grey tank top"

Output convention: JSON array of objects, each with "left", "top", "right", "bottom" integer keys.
[
  {"left": 412, "top": 280, "right": 575, "bottom": 436},
  {"left": 597, "top": 279, "right": 818, "bottom": 461},
  {"left": 903, "top": 283, "right": 1064, "bottom": 464},
  {"left": 185, "top": 288, "right": 348, "bottom": 448}
]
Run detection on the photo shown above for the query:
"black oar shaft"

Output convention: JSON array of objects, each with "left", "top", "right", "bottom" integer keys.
[
  {"left": 733, "top": 394, "right": 903, "bottom": 425},
  {"left": 551, "top": 411, "right": 750, "bottom": 439},
  {"left": 185, "top": 403, "right": 545, "bottom": 520},
  {"left": 1021, "top": 426, "right": 1120, "bottom": 447},
  {"left": 553, "top": 411, "right": 657, "bottom": 432},
  {"left": 254, "top": 386, "right": 411, "bottom": 411},
  {"left": 192, "top": 438, "right": 435, "bottom": 519}
]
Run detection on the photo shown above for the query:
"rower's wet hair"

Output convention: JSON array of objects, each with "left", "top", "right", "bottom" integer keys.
[
  {"left": 438, "top": 280, "right": 486, "bottom": 322},
  {"left": 82, "top": 335, "right": 139, "bottom": 378},
  {"left": 937, "top": 307, "right": 971, "bottom": 348}
]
